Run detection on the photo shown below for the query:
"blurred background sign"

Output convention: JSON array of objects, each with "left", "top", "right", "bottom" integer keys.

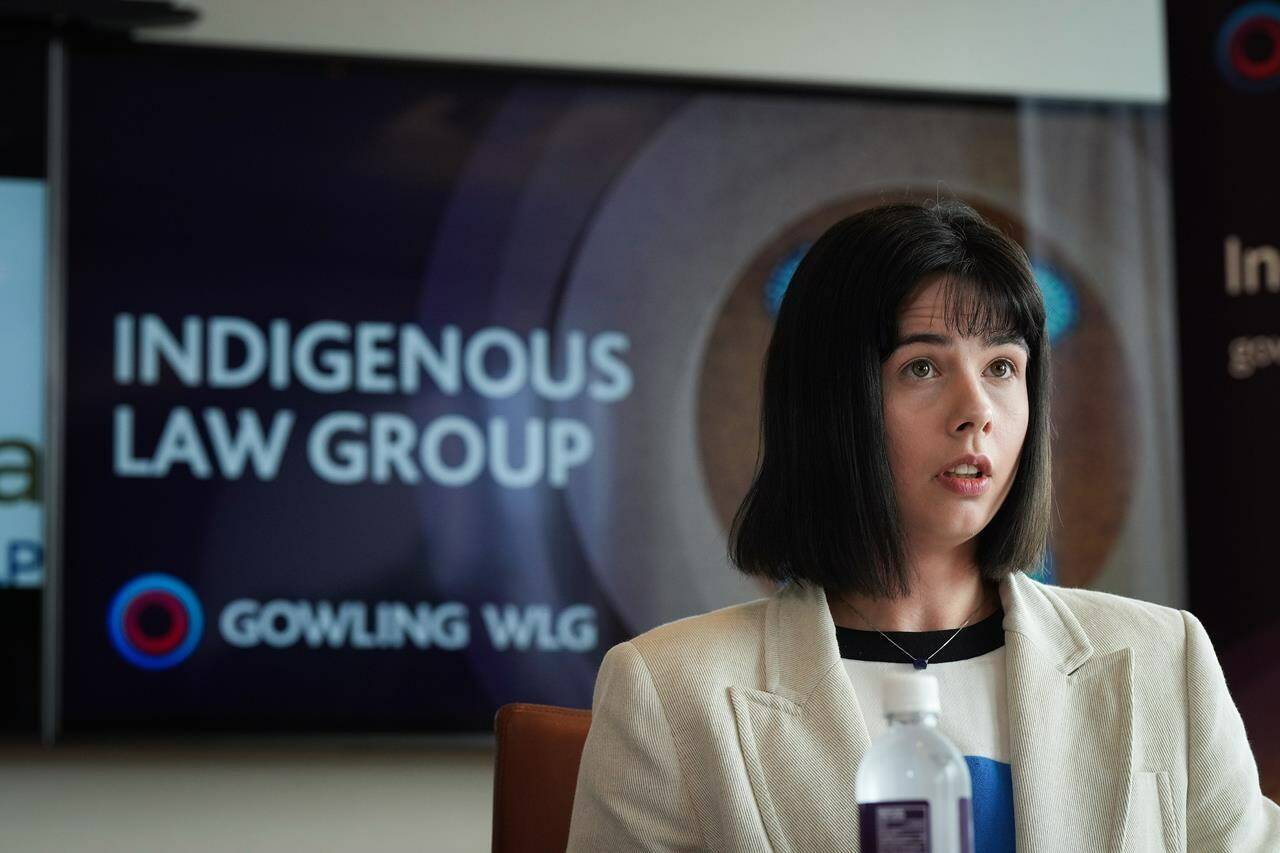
[
  {"left": 0, "top": 38, "right": 45, "bottom": 735},
  {"left": 1166, "top": 0, "right": 1280, "bottom": 800}
]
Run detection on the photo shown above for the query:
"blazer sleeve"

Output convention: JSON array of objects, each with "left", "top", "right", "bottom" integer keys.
[
  {"left": 1182, "top": 610, "right": 1280, "bottom": 850},
  {"left": 565, "top": 640, "right": 705, "bottom": 852}
]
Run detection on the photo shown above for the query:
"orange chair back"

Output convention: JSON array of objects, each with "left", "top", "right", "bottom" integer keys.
[{"left": 492, "top": 702, "right": 592, "bottom": 853}]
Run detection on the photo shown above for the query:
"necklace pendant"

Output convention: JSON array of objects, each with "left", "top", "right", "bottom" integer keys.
[{"left": 913, "top": 658, "right": 928, "bottom": 670}]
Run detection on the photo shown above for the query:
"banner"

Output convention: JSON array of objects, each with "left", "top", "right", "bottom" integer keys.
[{"left": 1166, "top": 0, "right": 1280, "bottom": 798}]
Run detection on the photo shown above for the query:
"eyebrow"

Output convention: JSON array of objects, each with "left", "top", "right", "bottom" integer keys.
[{"left": 894, "top": 331, "right": 1029, "bottom": 353}]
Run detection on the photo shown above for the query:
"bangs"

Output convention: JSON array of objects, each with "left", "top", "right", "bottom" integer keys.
[{"left": 879, "top": 270, "right": 1044, "bottom": 357}]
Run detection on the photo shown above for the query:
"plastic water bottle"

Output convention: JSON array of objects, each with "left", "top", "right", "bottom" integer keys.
[{"left": 855, "top": 671, "right": 974, "bottom": 852}]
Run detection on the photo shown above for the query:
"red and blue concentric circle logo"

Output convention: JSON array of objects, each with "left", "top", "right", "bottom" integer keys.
[
  {"left": 107, "top": 574, "right": 204, "bottom": 670},
  {"left": 1217, "top": 2, "right": 1280, "bottom": 91}
]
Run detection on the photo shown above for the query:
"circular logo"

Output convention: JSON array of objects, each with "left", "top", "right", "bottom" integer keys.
[
  {"left": 107, "top": 574, "right": 204, "bottom": 670},
  {"left": 1217, "top": 2, "right": 1280, "bottom": 91}
]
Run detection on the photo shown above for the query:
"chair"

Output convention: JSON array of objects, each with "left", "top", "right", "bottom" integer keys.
[{"left": 492, "top": 702, "right": 593, "bottom": 853}]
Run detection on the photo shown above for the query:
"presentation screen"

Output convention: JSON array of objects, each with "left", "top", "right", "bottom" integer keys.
[{"left": 60, "top": 43, "right": 1180, "bottom": 733}]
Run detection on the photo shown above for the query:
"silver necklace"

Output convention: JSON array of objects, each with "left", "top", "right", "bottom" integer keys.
[{"left": 838, "top": 594, "right": 988, "bottom": 670}]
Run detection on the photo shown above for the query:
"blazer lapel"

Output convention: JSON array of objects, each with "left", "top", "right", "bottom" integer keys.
[
  {"left": 729, "top": 572, "right": 1136, "bottom": 853},
  {"left": 728, "top": 580, "right": 867, "bottom": 852},
  {"left": 1001, "top": 572, "right": 1136, "bottom": 853}
]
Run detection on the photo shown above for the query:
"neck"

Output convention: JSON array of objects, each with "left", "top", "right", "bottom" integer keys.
[{"left": 826, "top": 546, "right": 999, "bottom": 632}]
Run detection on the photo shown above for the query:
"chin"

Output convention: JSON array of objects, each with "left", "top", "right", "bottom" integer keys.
[{"left": 938, "top": 521, "right": 988, "bottom": 545}]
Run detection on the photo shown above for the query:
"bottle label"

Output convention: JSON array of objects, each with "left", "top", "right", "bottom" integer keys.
[
  {"left": 858, "top": 800, "right": 929, "bottom": 852},
  {"left": 958, "top": 796, "right": 973, "bottom": 853},
  {"left": 857, "top": 798, "right": 973, "bottom": 852}
]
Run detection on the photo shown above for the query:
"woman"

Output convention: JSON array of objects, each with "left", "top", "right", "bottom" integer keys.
[{"left": 565, "top": 200, "right": 1280, "bottom": 852}]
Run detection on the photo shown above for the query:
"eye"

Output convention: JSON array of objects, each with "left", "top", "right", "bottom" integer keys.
[
  {"left": 904, "top": 358, "right": 935, "bottom": 379},
  {"left": 988, "top": 358, "right": 1018, "bottom": 379}
]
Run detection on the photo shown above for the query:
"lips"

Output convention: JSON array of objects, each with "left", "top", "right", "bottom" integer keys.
[
  {"left": 937, "top": 454, "right": 993, "bottom": 478},
  {"left": 936, "top": 470, "right": 992, "bottom": 496}
]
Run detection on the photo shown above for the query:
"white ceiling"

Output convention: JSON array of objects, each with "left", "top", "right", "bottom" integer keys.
[{"left": 144, "top": 0, "right": 1169, "bottom": 103}]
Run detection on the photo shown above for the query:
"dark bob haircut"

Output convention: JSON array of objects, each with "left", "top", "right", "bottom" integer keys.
[{"left": 729, "top": 199, "right": 1052, "bottom": 599}]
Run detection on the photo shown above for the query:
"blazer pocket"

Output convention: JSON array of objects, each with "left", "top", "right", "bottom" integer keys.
[{"left": 1127, "top": 770, "right": 1178, "bottom": 853}]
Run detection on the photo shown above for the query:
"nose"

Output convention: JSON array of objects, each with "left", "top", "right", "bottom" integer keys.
[{"left": 950, "top": 373, "right": 994, "bottom": 436}]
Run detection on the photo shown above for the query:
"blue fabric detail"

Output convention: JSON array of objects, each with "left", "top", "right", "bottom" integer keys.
[{"left": 965, "top": 755, "right": 1015, "bottom": 852}]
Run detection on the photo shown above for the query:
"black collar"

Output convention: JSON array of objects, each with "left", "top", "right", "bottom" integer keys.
[{"left": 835, "top": 606, "right": 1005, "bottom": 663}]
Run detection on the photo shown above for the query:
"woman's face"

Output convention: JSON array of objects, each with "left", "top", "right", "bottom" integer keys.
[{"left": 880, "top": 277, "right": 1031, "bottom": 554}]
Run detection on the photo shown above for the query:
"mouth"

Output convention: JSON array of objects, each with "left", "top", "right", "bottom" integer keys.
[
  {"left": 935, "top": 470, "right": 992, "bottom": 496},
  {"left": 935, "top": 454, "right": 993, "bottom": 495},
  {"left": 936, "top": 454, "right": 993, "bottom": 480}
]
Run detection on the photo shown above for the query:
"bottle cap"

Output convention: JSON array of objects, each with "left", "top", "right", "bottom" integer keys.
[{"left": 883, "top": 671, "right": 941, "bottom": 715}]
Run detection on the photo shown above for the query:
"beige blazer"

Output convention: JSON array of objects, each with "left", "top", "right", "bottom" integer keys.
[{"left": 566, "top": 571, "right": 1280, "bottom": 852}]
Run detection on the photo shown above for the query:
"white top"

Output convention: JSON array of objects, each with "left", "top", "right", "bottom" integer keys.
[
  {"left": 842, "top": 647, "right": 1010, "bottom": 762},
  {"left": 843, "top": 645, "right": 1016, "bottom": 852}
]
